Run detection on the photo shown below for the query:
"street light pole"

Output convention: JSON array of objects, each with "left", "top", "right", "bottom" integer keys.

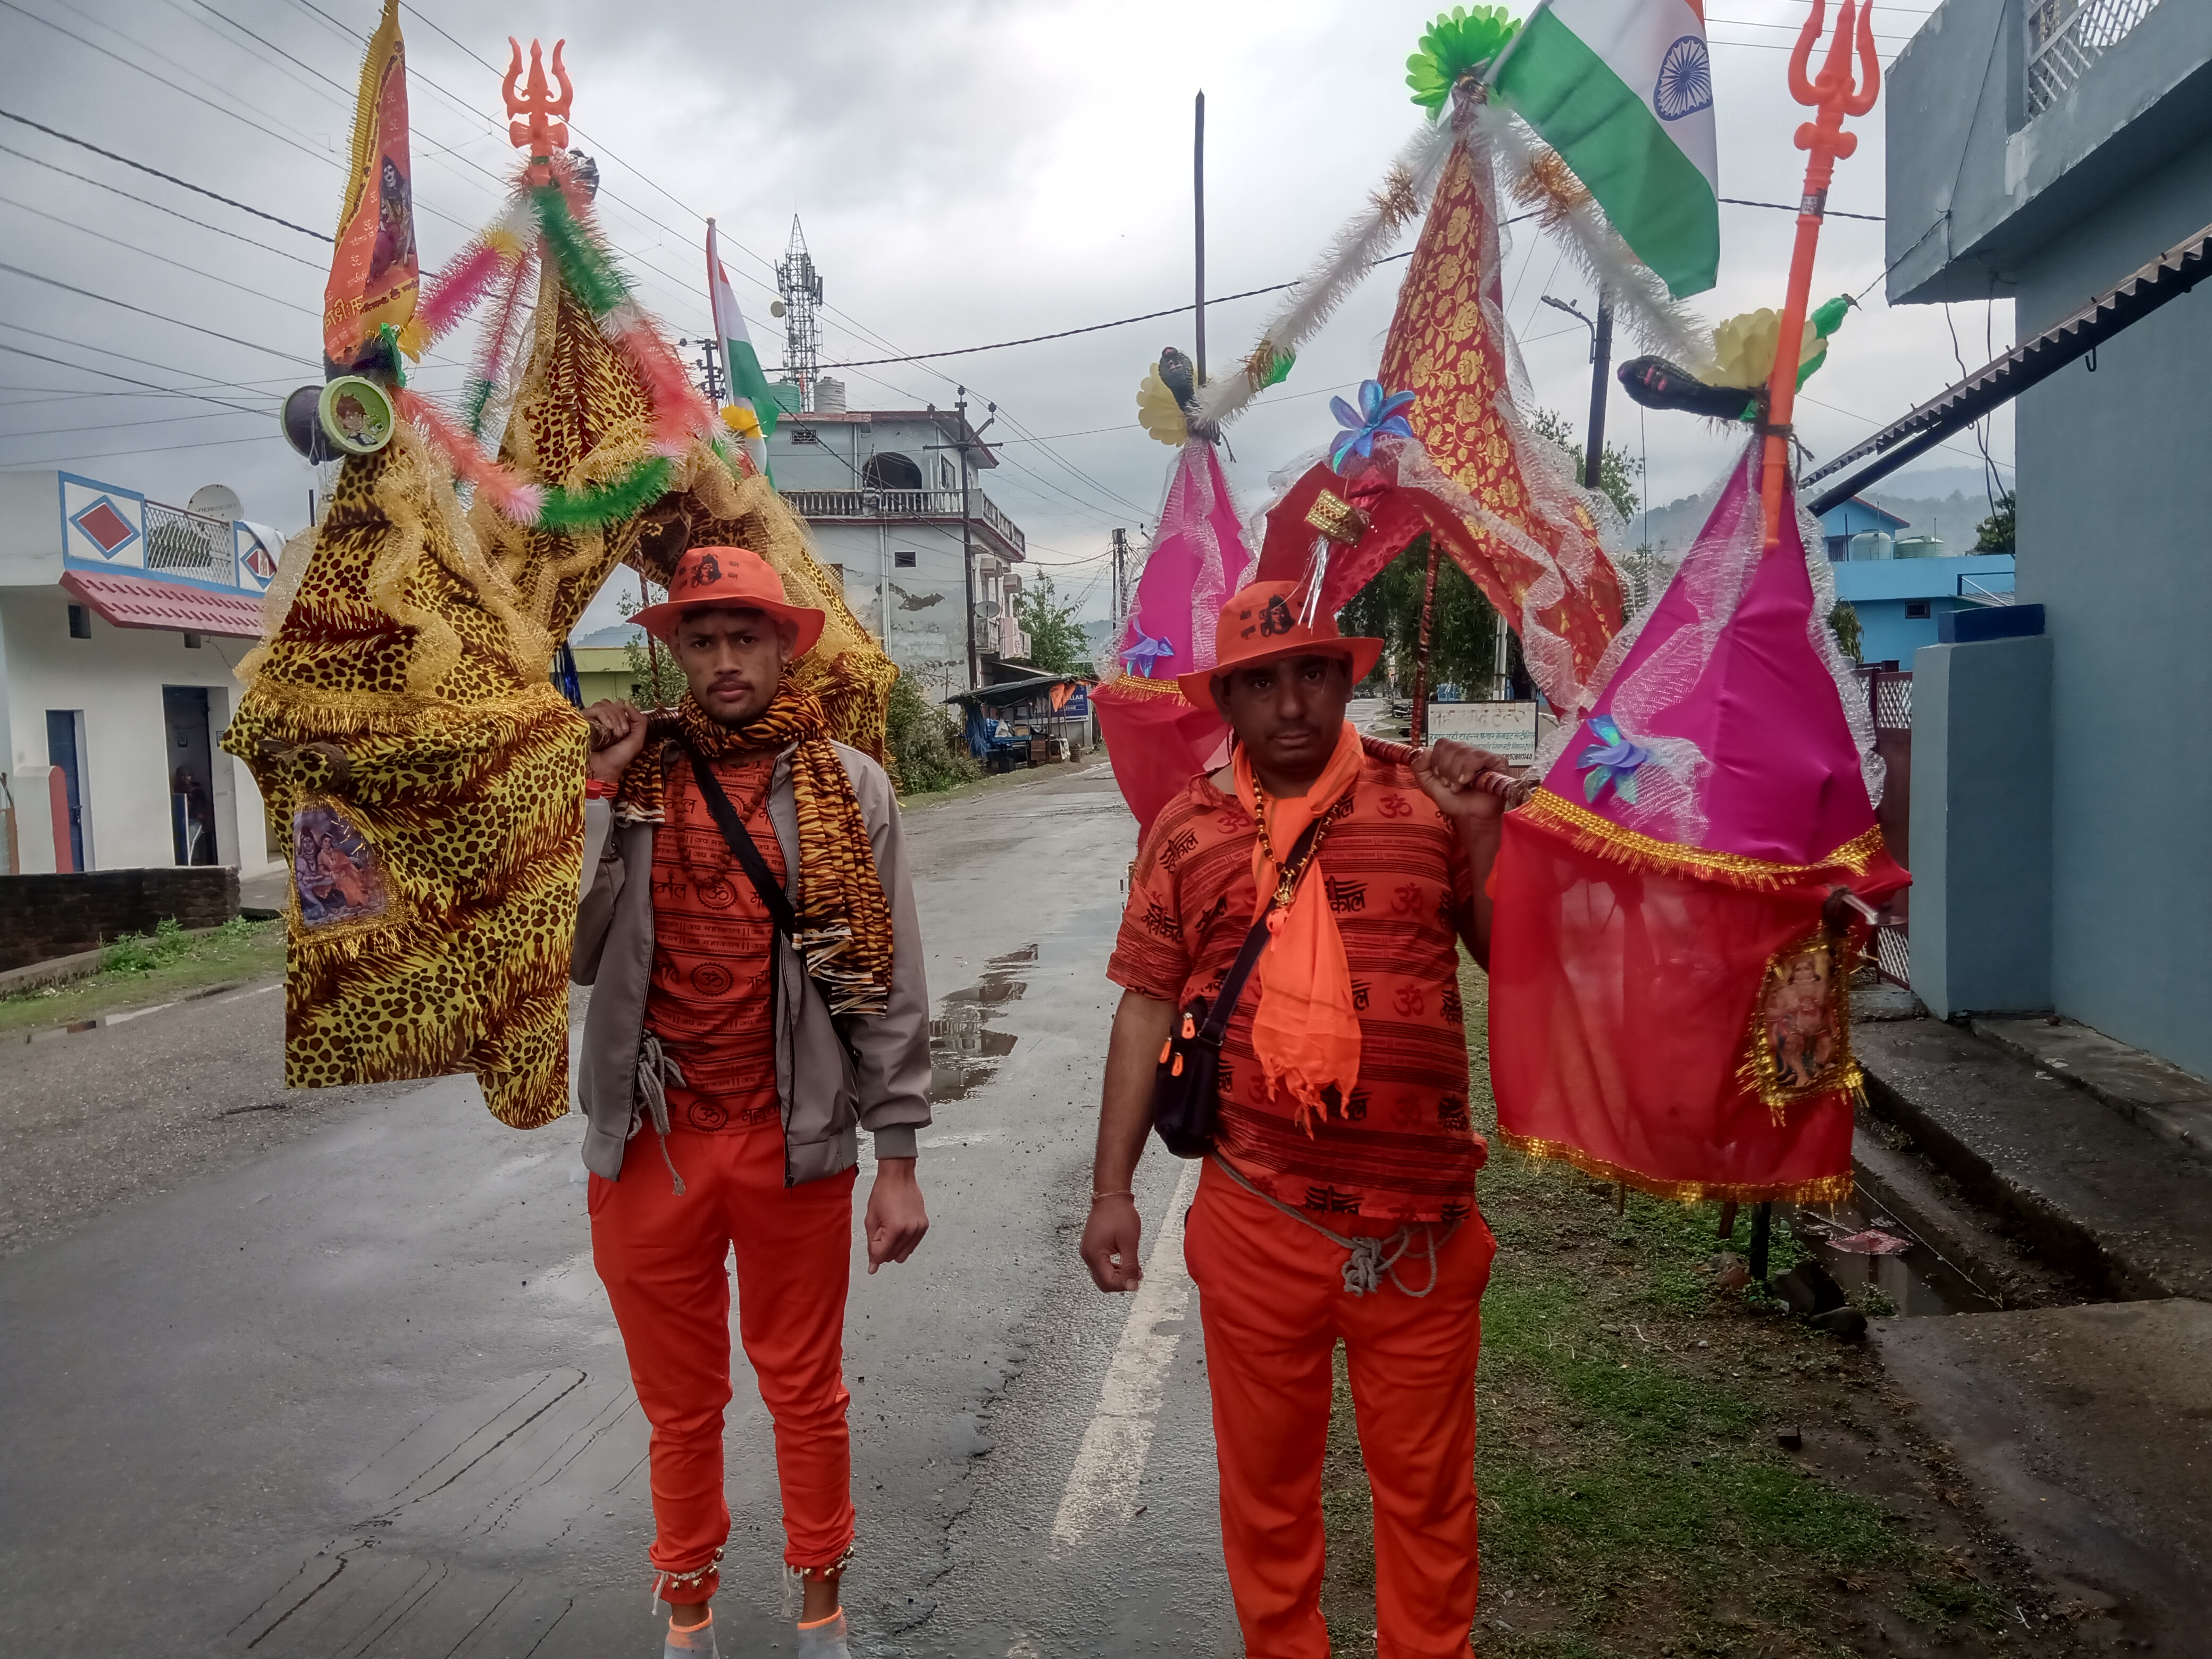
[
  {"left": 1540, "top": 288, "right": 1615, "bottom": 493},
  {"left": 957, "top": 387, "right": 978, "bottom": 691}
]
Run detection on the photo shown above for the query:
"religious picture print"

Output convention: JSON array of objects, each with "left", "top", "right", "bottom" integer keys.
[
  {"left": 292, "top": 802, "right": 389, "bottom": 928},
  {"left": 1743, "top": 931, "right": 1858, "bottom": 1117}
]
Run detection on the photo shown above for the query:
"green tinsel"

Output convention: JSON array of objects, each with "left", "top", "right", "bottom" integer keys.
[
  {"left": 1407, "top": 6, "right": 1522, "bottom": 114},
  {"left": 532, "top": 186, "right": 631, "bottom": 318},
  {"left": 461, "top": 376, "right": 496, "bottom": 441},
  {"left": 534, "top": 455, "right": 673, "bottom": 530}
]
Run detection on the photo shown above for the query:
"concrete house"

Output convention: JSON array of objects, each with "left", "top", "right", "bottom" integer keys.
[
  {"left": 0, "top": 468, "right": 282, "bottom": 881},
  {"left": 1884, "top": 0, "right": 2211, "bottom": 1074},
  {"left": 762, "top": 395, "right": 1030, "bottom": 689}
]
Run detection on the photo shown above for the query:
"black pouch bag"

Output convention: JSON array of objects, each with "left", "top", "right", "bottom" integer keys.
[{"left": 1151, "top": 815, "right": 1322, "bottom": 1159}]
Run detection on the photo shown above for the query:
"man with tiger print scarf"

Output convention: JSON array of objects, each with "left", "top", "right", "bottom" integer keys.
[{"left": 574, "top": 544, "right": 931, "bottom": 1659}]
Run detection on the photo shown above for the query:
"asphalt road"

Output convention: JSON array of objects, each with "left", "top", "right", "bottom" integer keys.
[{"left": 0, "top": 757, "right": 1245, "bottom": 1658}]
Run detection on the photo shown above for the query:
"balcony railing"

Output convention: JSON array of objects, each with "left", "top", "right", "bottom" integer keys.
[
  {"left": 143, "top": 500, "right": 235, "bottom": 584},
  {"left": 2026, "top": 0, "right": 2162, "bottom": 118},
  {"left": 782, "top": 487, "right": 1026, "bottom": 558}
]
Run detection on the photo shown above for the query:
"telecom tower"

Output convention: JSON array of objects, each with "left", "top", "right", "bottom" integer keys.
[{"left": 775, "top": 216, "right": 824, "bottom": 412}]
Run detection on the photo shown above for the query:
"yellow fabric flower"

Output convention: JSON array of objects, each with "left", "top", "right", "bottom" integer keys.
[
  {"left": 1137, "top": 363, "right": 1189, "bottom": 447},
  {"left": 1708, "top": 308, "right": 1825, "bottom": 390}
]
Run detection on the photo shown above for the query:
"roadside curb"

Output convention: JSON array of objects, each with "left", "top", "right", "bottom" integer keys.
[
  {"left": 1971, "top": 1015, "right": 2212, "bottom": 1162},
  {"left": 1855, "top": 1018, "right": 2212, "bottom": 1304}
]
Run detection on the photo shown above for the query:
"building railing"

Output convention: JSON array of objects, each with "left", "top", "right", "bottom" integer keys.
[
  {"left": 1958, "top": 576, "right": 2017, "bottom": 607},
  {"left": 782, "top": 487, "right": 1026, "bottom": 558},
  {"left": 2026, "top": 0, "right": 2162, "bottom": 118},
  {"left": 143, "top": 500, "right": 236, "bottom": 585}
]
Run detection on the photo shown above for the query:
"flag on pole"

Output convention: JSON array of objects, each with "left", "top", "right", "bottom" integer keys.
[
  {"left": 1494, "top": 0, "right": 1721, "bottom": 298},
  {"left": 323, "top": 0, "right": 420, "bottom": 367},
  {"left": 707, "top": 218, "right": 778, "bottom": 474}
]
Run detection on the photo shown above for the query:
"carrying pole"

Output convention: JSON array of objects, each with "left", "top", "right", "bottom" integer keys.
[{"left": 1406, "top": 534, "right": 1441, "bottom": 744}]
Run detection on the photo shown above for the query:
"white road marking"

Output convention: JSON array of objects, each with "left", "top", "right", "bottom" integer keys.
[
  {"left": 102, "top": 1001, "right": 177, "bottom": 1027},
  {"left": 217, "top": 983, "right": 282, "bottom": 1004},
  {"left": 1051, "top": 1158, "right": 1201, "bottom": 1547}
]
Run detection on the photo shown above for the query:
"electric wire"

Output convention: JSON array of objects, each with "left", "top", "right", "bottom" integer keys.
[
  {"left": 0, "top": 262, "right": 320, "bottom": 367},
  {"left": 0, "top": 139, "right": 326, "bottom": 269},
  {"left": 0, "top": 107, "right": 331, "bottom": 241}
]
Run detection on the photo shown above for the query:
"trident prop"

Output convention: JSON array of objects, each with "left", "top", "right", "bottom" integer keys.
[
  {"left": 502, "top": 37, "right": 573, "bottom": 185},
  {"left": 1759, "top": 0, "right": 1880, "bottom": 549}
]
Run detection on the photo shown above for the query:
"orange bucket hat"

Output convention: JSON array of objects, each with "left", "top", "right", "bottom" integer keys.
[
  {"left": 1178, "top": 580, "right": 1383, "bottom": 714},
  {"left": 632, "top": 544, "right": 825, "bottom": 656}
]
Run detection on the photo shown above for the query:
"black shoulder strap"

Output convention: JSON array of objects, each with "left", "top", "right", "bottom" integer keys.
[
  {"left": 1196, "top": 812, "right": 1325, "bottom": 1045},
  {"left": 688, "top": 748, "right": 802, "bottom": 939}
]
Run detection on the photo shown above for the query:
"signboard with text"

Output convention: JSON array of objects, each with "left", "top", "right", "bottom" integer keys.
[{"left": 1425, "top": 700, "right": 1539, "bottom": 765}]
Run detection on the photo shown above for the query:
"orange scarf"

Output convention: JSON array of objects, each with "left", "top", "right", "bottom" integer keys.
[{"left": 1236, "top": 722, "right": 1364, "bottom": 1135}]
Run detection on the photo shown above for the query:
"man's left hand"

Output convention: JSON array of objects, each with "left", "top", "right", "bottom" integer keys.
[
  {"left": 1411, "top": 739, "right": 1512, "bottom": 826},
  {"left": 865, "top": 1156, "right": 929, "bottom": 1272}
]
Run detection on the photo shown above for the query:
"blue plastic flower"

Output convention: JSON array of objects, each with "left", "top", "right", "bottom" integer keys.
[
  {"left": 1329, "top": 381, "right": 1417, "bottom": 472},
  {"left": 1120, "top": 629, "right": 1175, "bottom": 678},
  {"left": 1577, "top": 715, "right": 1650, "bottom": 806}
]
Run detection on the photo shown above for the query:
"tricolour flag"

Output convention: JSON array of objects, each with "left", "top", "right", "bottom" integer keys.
[
  {"left": 707, "top": 219, "right": 778, "bottom": 475},
  {"left": 1495, "top": 0, "right": 1720, "bottom": 298}
]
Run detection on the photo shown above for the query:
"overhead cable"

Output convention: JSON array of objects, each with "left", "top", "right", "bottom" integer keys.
[
  {"left": 0, "top": 107, "right": 332, "bottom": 241},
  {"left": 0, "top": 262, "right": 320, "bottom": 366}
]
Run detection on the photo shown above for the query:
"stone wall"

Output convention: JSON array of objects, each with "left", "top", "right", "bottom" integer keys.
[{"left": 0, "top": 866, "right": 239, "bottom": 971}]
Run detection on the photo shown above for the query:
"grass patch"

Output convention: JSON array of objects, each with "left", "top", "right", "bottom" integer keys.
[
  {"left": 0, "top": 915, "right": 282, "bottom": 1036},
  {"left": 1318, "top": 956, "right": 2065, "bottom": 1658}
]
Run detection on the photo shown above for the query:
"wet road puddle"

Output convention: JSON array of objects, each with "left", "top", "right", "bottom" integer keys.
[
  {"left": 929, "top": 944, "right": 1034, "bottom": 1103},
  {"left": 1786, "top": 1168, "right": 2001, "bottom": 1316}
]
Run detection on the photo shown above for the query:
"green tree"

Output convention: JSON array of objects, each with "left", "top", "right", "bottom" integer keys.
[
  {"left": 1013, "top": 574, "right": 1088, "bottom": 674},
  {"left": 617, "top": 588, "right": 687, "bottom": 708},
  {"left": 885, "top": 670, "right": 981, "bottom": 794},
  {"left": 1827, "top": 599, "right": 1863, "bottom": 665},
  {"left": 1336, "top": 535, "right": 1501, "bottom": 696},
  {"left": 1528, "top": 407, "right": 1643, "bottom": 525},
  {"left": 1973, "top": 490, "right": 2015, "bottom": 555}
]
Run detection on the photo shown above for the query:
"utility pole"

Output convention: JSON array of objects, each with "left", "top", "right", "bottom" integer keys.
[
  {"left": 1110, "top": 527, "right": 1129, "bottom": 628},
  {"left": 957, "top": 388, "right": 978, "bottom": 690},
  {"left": 1584, "top": 291, "right": 1613, "bottom": 494},
  {"left": 1539, "top": 288, "right": 1616, "bottom": 495},
  {"left": 677, "top": 336, "right": 724, "bottom": 405},
  {"left": 1193, "top": 91, "right": 1207, "bottom": 386}
]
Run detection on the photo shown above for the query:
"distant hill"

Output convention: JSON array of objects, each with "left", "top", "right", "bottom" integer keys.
[{"left": 1627, "top": 461, "right": 2012, "bottom": 555}]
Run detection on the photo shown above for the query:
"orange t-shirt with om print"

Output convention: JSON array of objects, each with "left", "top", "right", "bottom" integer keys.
[
  {"left": 644, "top": 752, "right": 783, "bottom": 1134},
  {"left": 1107, "top": 747, "right": 1488, "bottom": 1222}
]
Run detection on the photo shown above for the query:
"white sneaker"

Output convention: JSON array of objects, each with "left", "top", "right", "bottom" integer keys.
[{"left": 795, "top": 1607, "right": 851, "bottom": 1658}]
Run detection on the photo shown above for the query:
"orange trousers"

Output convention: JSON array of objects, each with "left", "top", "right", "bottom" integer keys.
[
  {"left": 590, "top": 1124, "right": 858, "bottom": 1602},
  {"left": 1183, "top": 1159, "right": 1496, "bottom": 1659}
]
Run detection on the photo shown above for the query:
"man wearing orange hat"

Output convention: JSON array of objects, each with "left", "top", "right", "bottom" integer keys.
[
  {"left": 575, "top": 545, "right": 932, "bottom": 1659},
  {"left": 1083, "top": 580, "right": 1510, "bottom": 1658}
]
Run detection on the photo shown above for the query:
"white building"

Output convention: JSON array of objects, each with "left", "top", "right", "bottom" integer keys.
[
  {"left": 761, "top": 397, "right": 1031, "bottom": 692},
  {"left": 0, "top": 468, "right": 283, "bottom": 879}
]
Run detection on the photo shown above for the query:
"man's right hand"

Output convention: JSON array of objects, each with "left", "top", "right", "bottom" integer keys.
[
  {"left": 584, "top": 699, "right": 650, "bottom": 787},
  {"left": 1080, "top": 1194, "right": 1145, "bottom": 1293}
]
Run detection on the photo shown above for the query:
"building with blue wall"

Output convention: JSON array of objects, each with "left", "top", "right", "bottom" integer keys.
[
  {"left": 1884, "top": 0, "right": 2211, "bottom": 1077},
  {"left": 1831, "top": 552, "right": 2015, "bottom": 667},
  {"left": 1816, "top": 496, "right": 1910, "bottom": 562}
]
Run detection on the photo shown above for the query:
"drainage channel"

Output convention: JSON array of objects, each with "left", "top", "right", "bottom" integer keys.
[
  {"left": 928, "top": 944, "right": 1035, "bottom": 1104},
  {"left": 1782, "top": 1158, "right": 2002, "bottom": 1317}
]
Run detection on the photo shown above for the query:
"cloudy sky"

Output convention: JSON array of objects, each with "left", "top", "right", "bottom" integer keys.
[{"left": 0, "top": 0, "right": 2012, "bottom": 630}]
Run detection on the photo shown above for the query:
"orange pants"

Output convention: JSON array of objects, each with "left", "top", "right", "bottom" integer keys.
[
  {"left": 590, "top": 1124, "right": 858, "bottom": 1601},
  {"left": 1183, "top": 1159, "right": 1496, "bottom": 1659}
]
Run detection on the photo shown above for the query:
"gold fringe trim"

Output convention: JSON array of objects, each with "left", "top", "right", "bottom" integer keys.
[
  {"left": 1498, "top": 1129, "right": 1856, "bottom": 1206},
  {"left": 1518, "top": 787, "right": 1886, "bottom": 892},
  {"left": 1370, "top": 164, "right": 1421, "bottom": 232},
  {"left": 1096, "top": 672, "right": 1188, "bottom": 701}
]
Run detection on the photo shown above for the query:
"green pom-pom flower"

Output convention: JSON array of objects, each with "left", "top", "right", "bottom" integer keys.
[{"left": 1407, "top": 6, "right": 1522, "bottom": 115}]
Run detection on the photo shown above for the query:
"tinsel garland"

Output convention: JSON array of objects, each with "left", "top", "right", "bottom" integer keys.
[{"left": 389, "top": 160, "right": 711, "bottom": 532}]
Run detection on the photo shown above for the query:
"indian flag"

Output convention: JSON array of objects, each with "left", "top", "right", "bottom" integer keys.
[
  {"left": 707, "top": 217, "right": 778, "bottom": 474},
  {"left": 1495, "top": 0, "right": 1721, "bottom": 298}
]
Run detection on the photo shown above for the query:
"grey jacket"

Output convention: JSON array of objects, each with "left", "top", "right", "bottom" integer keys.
[{"left": 571, "top": 739, "right": 932, "bottom": 1184}]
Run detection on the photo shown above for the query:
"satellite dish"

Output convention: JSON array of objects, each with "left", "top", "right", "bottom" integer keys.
[
  {"left": 189, "top": 484, "right": 243, "bottom": 521},
  {"left": 769, "top": 298, "right": 787, "bottom": 318},
  {"left": 978, "top": 600, "right": 1001, "bottom": 619}
]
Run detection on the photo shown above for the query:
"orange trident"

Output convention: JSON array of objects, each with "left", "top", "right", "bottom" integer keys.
[
  {"left": 1759, "top": 0, "right": 1880, "bottom": 549},
  {"left": 502, "top": 37, "right": 572, "bottom": 185}
]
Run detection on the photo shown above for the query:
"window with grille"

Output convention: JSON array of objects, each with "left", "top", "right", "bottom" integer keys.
[
  {"left": 894, "top": 549, "right": 917, "bottom": 569},
  {"left": 1905, "top": 601, "right": 1932, "bottom": 620}
]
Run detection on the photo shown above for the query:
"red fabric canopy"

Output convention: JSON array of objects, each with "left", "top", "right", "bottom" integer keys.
[{"left": 60, "top": 570, "right": 266, "bottom": 639}]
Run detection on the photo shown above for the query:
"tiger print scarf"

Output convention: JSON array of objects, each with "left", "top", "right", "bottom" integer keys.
[{"left": 614, "top": 685, "right": 894, "bottom": 1017}]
